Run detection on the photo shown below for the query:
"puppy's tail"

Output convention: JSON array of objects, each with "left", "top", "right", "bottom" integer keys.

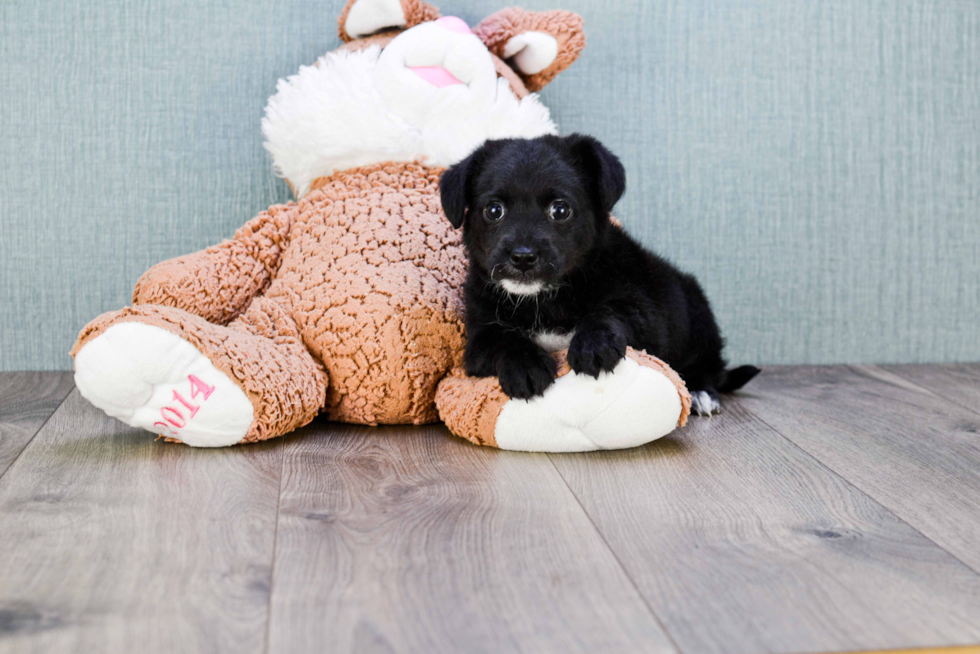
[{"left": 716, "top": 365, "right": 761, "bottom": 393}]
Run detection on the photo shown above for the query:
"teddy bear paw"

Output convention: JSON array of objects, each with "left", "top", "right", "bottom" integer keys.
[
  {"left": 493, "top": 355, "right": 683, "bottom": 452},
  {"left": 74, "top": 322, "right": 253, "bottom": 446}
]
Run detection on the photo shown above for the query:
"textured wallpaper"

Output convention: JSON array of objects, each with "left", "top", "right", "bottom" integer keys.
[{"left": 1, "top": 0, "right": 978, "bottom": 370}]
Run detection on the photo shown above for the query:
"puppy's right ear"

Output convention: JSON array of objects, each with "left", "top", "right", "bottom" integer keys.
[{"left": 440, "top": 150, "right": 480, "bottom": 229}]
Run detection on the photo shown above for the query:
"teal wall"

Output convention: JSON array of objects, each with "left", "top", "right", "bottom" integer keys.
[{"left": 2, "top": 0, "right": 979, "bottom": 370}]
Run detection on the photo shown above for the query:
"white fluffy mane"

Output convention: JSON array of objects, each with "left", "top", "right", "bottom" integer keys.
[{"left": 262, "top": 46, "right": 558, "bottom": 197}]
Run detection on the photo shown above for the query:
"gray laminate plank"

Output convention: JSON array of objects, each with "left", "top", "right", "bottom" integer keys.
[
  {"left": 0, "top": 372, "right": 74, "bottom": 478},
  {"left": 884, "top": 363, "right": 980, "bottom": 415},
  {"left": 266, "top": 422, "right": 677, "bottom": 654},
  {"left": 549, "top": 400, "right": 980, "bottom": 654},
  {"left": 0, "top": 390, "right": 282, "bottom": 654},
  {"left": 735, "top": 365, "right": 980, "bottom": 576}
]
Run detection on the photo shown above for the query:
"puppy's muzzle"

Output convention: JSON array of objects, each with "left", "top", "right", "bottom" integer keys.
[{"left": 508, "top": 246, "right": 539, "bottom": 272}]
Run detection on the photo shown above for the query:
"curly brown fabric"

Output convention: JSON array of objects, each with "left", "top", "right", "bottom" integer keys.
[
  {"left": 434, "top": 368, "right": 506, "bottom": 447},
  {"left": 71, "top": 302, "right": 329, "bottom": 443},
  {"left": 75, "top": 160, "right": 467, "bottom": 439},
  {"left": 473, "top": 7, "right": 586, "bottom": 92},
  {"left": 338, "top": 0, "right": 441, "bottom": 42},
  {"left": 402, "top": 0, "right": 441, "bottom": 30},
  {"left": 132, "top": 203, "right": 296, "bottom": 325},
  {"left": 296, "top": 162, "right": 467, "bottom": 425}
]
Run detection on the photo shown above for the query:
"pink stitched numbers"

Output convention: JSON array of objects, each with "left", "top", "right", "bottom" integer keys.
[
  {"left": 153, "top": 375, "right": 216, "bottom": 439},
  {"left": 172, "top": 391, "right": 199, "bottom": 419},
  {"left": 188, "top": 374, "right": 215, "bottom": 400}
]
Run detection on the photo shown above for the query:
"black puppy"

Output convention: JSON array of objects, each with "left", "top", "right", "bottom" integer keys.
[{"left": 440, "top": 134, "right": 759, "bottom": 415}]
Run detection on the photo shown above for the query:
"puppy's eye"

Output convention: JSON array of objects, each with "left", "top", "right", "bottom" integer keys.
[
  {"left": 484, "top": 201, "right": 506, "bottom": 222},
  {"left": 549, "top": 199, "right": 572, "bottom": 222}
]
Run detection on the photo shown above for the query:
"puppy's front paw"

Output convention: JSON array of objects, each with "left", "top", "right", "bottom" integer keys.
[
  {"left": 498, "top": 347, "right": 558, "bottom": 399},
  {"left": 464, "top": 344, "right": 497, "bottom": 378},
  {"left": 568, "top": 328, "right": 627, "bottom": 378}
]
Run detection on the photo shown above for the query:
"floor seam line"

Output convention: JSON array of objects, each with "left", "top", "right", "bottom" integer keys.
[
  {"left": 263, "top": 435, "right": 287, "bottom": 654},
  {"left": 545, "top": 453, "right": 685, "bottom": 654},
  {"left": 730, "top": 391, "right": 980, "bottom": 581},
  {"left": 0, "top": 380, "right": 75, "bottom": 482},
  {"left": 882, "top": 365, "right": 980, "bottom": 419}
]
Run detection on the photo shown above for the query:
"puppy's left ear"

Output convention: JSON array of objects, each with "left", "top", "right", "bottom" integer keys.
[
  {"left": 440, "top": 150, "right": 481, "bottom": 229},
  {"left": 565, "top": 134, "right": 626, "bottom": 214}
]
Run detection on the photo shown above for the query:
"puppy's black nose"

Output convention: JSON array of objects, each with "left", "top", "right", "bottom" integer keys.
[{"left": 509, "top": 246, "right": 538, "bottom": 271}]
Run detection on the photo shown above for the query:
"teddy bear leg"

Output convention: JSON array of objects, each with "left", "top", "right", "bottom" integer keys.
[
  {"left": 436, "top": 349, "right": 692, "bottom": 452},
  {"left": 72, "top": 300, "right": 328, "bottom": 447}
]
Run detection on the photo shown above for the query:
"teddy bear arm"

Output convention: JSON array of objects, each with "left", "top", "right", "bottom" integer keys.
[{"left": 133, "top": 204, "right": 296, "bottom": 325}]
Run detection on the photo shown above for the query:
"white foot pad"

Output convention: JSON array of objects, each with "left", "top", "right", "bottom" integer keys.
[
  {"left": 493, "top": 356, "right": 683, "bottom": 452},
  {"left": 74, "top": 322, "right": 254, "bottom": 447}
]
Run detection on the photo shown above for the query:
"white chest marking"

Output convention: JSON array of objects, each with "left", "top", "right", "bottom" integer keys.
[{"left": 533, "top": 330, "right": 575, "bottom": 353}]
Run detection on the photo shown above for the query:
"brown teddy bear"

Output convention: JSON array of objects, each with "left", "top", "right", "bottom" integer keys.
[{"left": 71, "top": 0, "right": 690, "bottom": 451}]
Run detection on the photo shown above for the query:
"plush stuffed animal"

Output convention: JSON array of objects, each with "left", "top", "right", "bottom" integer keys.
[{"left": 71, "top": 0, "right": 691, "bottom": 451}]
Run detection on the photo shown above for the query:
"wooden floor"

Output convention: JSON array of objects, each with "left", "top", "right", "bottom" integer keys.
[{"left": 2, "top": 366, "right": 980, "bottom": 654}]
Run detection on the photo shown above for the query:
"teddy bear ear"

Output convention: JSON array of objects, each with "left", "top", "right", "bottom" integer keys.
[
  {"left": 473, "top": 8, "right": 585, "bottom": 92},
  {"left": 337, "top": 0, "right": 441, "bottom": 43}
]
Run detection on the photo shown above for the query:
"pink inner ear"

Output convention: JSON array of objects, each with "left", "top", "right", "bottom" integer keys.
[
  {"left": 434, "top": 16, "right": 471, "bottom": 34},
  {"left": 409, "top": 66, "right": 464, "bottom": 88}
]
